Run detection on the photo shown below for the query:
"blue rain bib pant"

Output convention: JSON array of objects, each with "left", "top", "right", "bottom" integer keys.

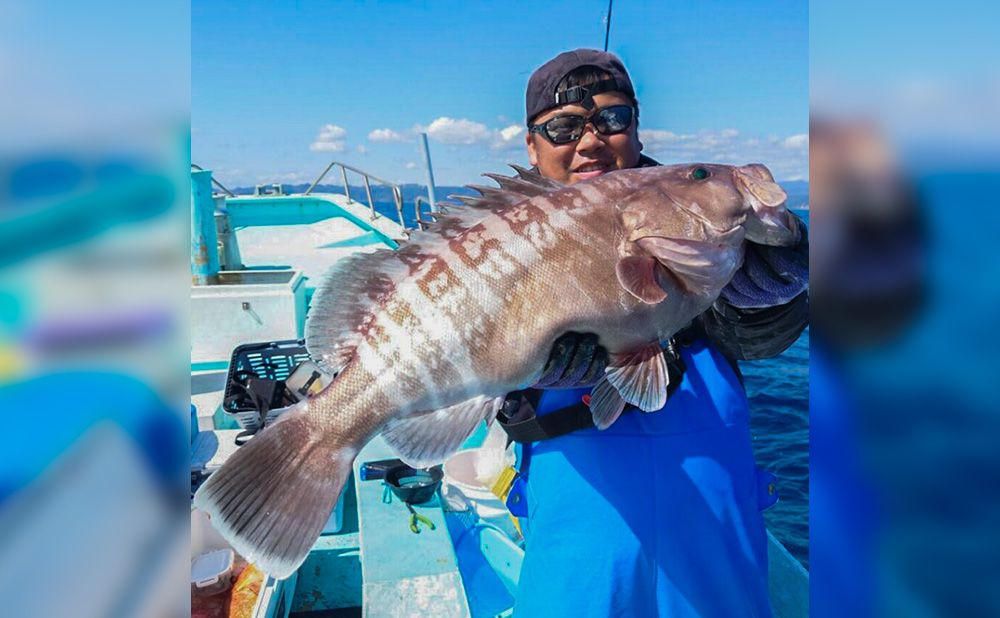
[{"left": 513, "top": 339, "right": 774, "bottom": 618}]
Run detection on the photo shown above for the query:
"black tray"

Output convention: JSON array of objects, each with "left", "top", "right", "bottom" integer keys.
[{"left": 222, "top": 338, "right": 312, "bottom": 431}]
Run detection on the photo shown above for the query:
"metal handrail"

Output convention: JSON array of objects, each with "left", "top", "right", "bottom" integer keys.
[
  {"left": 190, "top": 163, "right": 236, "bottom": 197},
  {"left": 413, "top": 196, "right": 436, "bottom": 230},
  {"left": 305, "top": 160, "right": 406, "bottom": 230}
]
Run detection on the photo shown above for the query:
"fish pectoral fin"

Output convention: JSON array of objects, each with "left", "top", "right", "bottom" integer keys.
[
  {"left": 589, "top": 378, "right": 627, "bottom": 430},
  {"left": 193, "top": 401, "right": 355, "bottom": 580},
  {"left": 605, "top": 344, "right": 669, "bottom": 412},
  {"left": 382, "top": 395, "right": 505, "bottom": 469},
  {"left": 615, "top": 255, "right": 668, "bottom": 304}
]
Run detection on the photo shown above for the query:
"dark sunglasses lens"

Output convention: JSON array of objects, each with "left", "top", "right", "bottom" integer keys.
[
  {"left": 593, "top": 106, "right": 633, "bottom": 134},
  {"left": 544, "top": 116, "right": 585, "bottom": 144}
]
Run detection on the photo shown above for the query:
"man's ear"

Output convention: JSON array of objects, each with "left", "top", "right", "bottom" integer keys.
[
  {"left": 526, "top": 132, "right": 539, "bottom": 167},
  {"left": 634, "top": 117, "right": 643, "bottom": 153}
]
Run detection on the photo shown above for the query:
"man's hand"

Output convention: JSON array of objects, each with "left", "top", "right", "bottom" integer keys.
[{"left": 532, "top": 332, "right": 609, "bottom": 388}]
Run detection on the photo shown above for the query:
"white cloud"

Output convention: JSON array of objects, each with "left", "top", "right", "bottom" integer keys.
[
  {"left": 422, "top": 117, "right": 491, "bottom": 145},
  {"left": 639, "top": 129, "right": 686, "bottom": 147},
  {"left": 783, "top": 133, "right": 809, "bottom": 149},
  {"left": 405, "top": 161, "right": 418, "bottom": 169},
  {"left": 368, "top": 128, "right": 406, "bottom": 143},
  {"left": 491, "top": 124, "right": 525, "bottom": 150},
  {"left": 310, "top": 124, "right": 347, "bottom": 152},
  {"left": 499, "top": 125, "right": 523, "bottom": 141},
  {"left": 356, "top": 144, "right": 368, "bottom": 154},
  {"left": 640, "top": 127, "right": 808, "bottom": 181}
]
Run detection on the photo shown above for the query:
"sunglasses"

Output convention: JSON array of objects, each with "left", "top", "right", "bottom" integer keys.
[{"left": 529, "top": 104, "right": 635, "bottom": 145}]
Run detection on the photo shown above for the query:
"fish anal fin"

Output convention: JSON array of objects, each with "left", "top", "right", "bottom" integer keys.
[
  {"left": 193, "top": 402, "right": 355, "bottom": 580},
  {"left": 382, "top": 395, "right": 505, "bottom": 468},
  {"left": 616, "top": 255, "right": 668, "bottom": 304},
  {"left": 605, "top": 344, "right": 669, "bottom": 412},
  {"left": 589, "top": 379, "right": 627, "bottom": 430}
]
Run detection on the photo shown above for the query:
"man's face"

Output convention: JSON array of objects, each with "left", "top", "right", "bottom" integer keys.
[{"left": 526, "top": 91, "right": 643, "bottom": 184}]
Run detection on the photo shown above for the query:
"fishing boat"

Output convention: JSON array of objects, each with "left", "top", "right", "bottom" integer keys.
[{"left": 189, "top": 159, "right": 809, "bottom": 617}]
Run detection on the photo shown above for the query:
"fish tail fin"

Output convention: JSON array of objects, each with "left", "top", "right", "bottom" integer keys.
[{"left": 193, "top": 401, "right": 355, "bottom": 579}]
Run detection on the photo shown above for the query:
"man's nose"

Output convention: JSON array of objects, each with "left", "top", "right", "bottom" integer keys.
[{"left": 576, "top": 124, "right": 605, "bottom": 153}]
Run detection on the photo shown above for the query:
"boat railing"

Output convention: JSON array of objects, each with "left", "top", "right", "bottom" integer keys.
[
  {"left": 413, "top": 195, "right": 439, "bottom": 231},
  {"left": 305, "top": 160, "right": 406, "bottom": 231},
  {"left": 191, "top": 163, "right": 236, "bottom": 197}
]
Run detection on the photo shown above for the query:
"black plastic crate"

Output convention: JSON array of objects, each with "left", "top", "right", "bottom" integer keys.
[{"left": 223, "top": 339, "right": 312, "bottom": 431}]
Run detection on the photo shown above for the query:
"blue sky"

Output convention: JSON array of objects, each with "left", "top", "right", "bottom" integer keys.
[{"left": 193, "top": 1, "right": 808, "bottom": 187}]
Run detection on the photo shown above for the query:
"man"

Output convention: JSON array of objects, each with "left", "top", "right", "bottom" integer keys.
[{"left": 501, "top": 49, "right": 808, "bottom": 617}]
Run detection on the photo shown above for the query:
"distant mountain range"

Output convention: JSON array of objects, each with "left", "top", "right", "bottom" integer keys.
[{"left": 233, "top": 179, "right": 809, "bottom": 210}]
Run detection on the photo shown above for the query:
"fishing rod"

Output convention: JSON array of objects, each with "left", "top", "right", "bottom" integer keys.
[{"left": 603, "top": 0, "right": 614, "bottom": 51}]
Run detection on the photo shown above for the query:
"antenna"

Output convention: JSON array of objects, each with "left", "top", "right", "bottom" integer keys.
[{"left": 603, "top": 0, "right": 614, "bottom": 51}]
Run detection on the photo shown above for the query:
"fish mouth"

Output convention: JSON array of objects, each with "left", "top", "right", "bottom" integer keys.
[{"left": 744, "top": 206, "right": 800, "bottom": 246}]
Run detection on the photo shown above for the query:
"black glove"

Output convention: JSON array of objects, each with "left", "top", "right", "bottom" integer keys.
[
  {"left": 531, "top": 332, "right": 609, "bottom": 388},
  {"left": 530, "top": 332, "right": 691, "bottom": 391},
  {"left": 698, "top": 291, "right": 808, "bottom": 361}
]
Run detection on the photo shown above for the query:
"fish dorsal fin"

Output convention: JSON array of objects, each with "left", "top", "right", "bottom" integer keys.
[
  {"left": 509, "top": 163, "right": 565, "bottom": 190},
  {"left": 409, "top": 205, "right": 487, "bottom": 242},
  {"left": 604, "top": 344, "right": 670, "bottom": 412},
  {"left": 381, "top": 395, "right": 505, "bottom": 468},
  {"left": 447, "top": 165, "right": 564, "bottom": 211},
  {"left": 305, "top": 249, "right": 409, "bottom": 374}
]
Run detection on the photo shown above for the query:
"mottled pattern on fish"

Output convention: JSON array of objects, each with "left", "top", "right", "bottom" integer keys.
[
  {"left": 310, "top": 170, "right": 721, "bottom": 440},
  {"left": 193, "top": 162, "right": 800, "bottom": 580}
]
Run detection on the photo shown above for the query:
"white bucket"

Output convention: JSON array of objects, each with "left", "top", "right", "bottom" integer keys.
[{"left": 443, "top": 449, "right": 516, "bottom": 536}]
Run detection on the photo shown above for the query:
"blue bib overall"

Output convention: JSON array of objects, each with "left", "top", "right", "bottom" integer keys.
[{"left": 513, "top": 339, "right": 773, "bottom": 617}]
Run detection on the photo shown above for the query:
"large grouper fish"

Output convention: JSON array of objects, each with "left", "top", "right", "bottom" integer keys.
[{"left": 194, "top": 162, "right": 801, "bottom": 578}]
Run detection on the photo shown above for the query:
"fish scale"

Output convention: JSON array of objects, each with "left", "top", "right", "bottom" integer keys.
[{"left": 194, "top": 162, "right": 802, "bottom": 579}]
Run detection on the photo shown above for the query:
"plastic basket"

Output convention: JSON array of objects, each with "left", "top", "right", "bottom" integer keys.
[{"left": 223, "top": 339, "right": 312, "bottom": 432}]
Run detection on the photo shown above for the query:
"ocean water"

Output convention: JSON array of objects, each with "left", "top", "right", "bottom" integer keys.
[
  {"left": 371, "top": 200, "right": 811, "bottom": 568},
  {"left": 745, "top": 326, "right": 809, "bottom": 567},
  {"left": 744, "top": 208, "right": 809, "bottom": 568}
]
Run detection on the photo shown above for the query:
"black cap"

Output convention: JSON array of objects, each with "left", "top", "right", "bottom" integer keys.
[{"left": 525, "top": 49, "right": 636, "bottom": 125}]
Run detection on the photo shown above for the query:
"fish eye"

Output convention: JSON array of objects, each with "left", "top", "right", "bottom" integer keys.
[{"left": 691, "top": 167, "right": 710, "bottom": 180}]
